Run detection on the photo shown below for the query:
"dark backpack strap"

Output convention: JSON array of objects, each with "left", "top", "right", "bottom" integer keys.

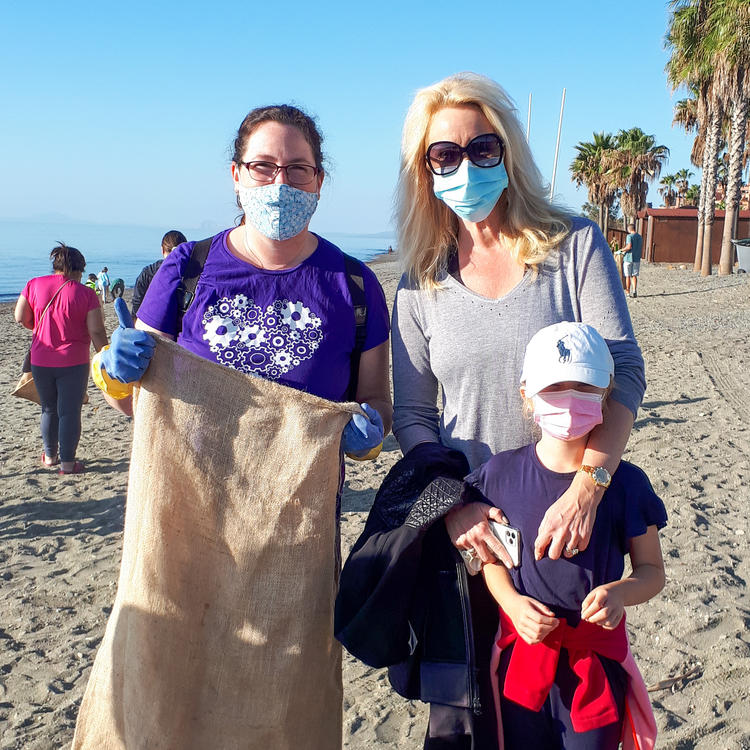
[
  {"left": 175, "top": 236, "right": 213, "bottom": 333},
  {"left": 343, "top": 253, "right": 368, "bottom": 401},
  {"left": 172, "top": 241, "right": 369, "bottom": 396}
]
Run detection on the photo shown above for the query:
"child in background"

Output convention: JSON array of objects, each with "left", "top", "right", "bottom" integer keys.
[
  {"left": 84, "top": 274, "right": 97, "bottom": 290},
  {"left": 466, "top": 322, "right": 666, "bottom": 750}
]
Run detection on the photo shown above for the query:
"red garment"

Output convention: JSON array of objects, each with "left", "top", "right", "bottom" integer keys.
[
  {"left": 23, "top": 275, "right": 100, "bottom": 367},
  {"left": 497, "top": 609, "right": 628, "bottom": 733}
]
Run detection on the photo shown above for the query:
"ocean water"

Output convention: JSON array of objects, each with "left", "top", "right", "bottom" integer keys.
[{"left": 0, "top": 219, "right": 395, "bottom": 302}]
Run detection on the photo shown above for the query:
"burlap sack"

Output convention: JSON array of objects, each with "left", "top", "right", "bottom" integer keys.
[
  {"left": 73, "top": 339, "right": 357, "bottom": 750},
  {"left": 11, "top": 371, "right": 40, "bottom": 404}
]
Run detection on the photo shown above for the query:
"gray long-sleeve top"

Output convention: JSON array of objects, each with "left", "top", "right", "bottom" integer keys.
[{"left": 391, "top": 217, "right": 646, "bottom": 471}]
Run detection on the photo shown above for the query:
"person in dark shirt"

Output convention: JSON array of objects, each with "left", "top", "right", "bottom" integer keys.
[
  {"left": 621, "top": 224, "right": 643, "bottom": 298},
  {"left": 469, "top": 321, "right": 665, "bottom": 749},
  {"left": 131, "top": 230, "right": 187, "bottom": 318}
]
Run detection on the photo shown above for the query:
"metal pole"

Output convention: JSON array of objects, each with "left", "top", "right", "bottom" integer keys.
[
  {"left": 549, "top": 87, "right": 566, "bottom": 200},
  {"left": 526, "top": 93, "right": 532, "bottom": 142}
]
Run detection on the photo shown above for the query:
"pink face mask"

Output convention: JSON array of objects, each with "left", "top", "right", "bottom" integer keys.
[{"left": 532, "top": 389, "right": 604, "bottom": 441}]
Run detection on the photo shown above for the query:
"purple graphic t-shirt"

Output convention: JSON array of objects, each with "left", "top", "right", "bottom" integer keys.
[
  {"left": 137, "top": 230, "right": 390, "bottom": 402},
  {"left": 465, "top": 444, "right": 667, "bottom": 625}
]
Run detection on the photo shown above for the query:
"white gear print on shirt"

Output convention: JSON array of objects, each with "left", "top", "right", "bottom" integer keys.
[
  {"left": 203, "top": 315, "right": 238, "bottom": 349},
  {"left": 273, "top": 351, "right": 293, "bottom": 368},
  {"left": 202, "top": 294, "right": 323, "bottom": 379},
  {"left": 238, "top": 324, "right": 267, "bottom": 347},
  {"left": 280, "top": 301, "right": 313, "bottom": 330}
]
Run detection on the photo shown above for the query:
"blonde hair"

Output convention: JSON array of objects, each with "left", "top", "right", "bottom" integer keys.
[{"left": 396, "top": 72, "right": 571, "bottom": 288}]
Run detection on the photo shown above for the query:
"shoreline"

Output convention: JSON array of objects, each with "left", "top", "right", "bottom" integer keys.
[
  {"left": 0, "top": 250, "right": 399, "bottom": 306},
  {"left": 1, "top": 263, "right": 749, "bottom": 749}
]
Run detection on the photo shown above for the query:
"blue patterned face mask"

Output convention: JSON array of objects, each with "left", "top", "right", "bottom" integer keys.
[
  {"left": 432, "top": 160, "right": 508, "bottom": 223},
  {"left": 238, "top": 183, "right": 319, "bottom": 241}
]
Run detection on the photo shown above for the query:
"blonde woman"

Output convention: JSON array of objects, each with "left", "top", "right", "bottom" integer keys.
[{"left": 390, "top": 73, "right": 645, "bottom": 747}]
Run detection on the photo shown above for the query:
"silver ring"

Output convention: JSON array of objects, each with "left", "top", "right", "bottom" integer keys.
[
  {"left": 460, "top": 548, "right": 478, "bottom": 563},
  {"left": 566, "top": 546, "right": 579, "bottom": 556}
]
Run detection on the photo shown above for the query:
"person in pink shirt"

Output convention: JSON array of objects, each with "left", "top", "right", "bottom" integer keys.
[{"left": 15, "top": 243, "right": 109, "bottom": 474}]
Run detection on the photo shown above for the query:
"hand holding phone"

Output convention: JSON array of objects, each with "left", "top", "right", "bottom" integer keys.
[{"left": 489, "top": 520, "right": 521, "bottom": 568}]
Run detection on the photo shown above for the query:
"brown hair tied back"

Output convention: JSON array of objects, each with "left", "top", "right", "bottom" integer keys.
[
  {"left": 161, "top": 230, "right": 187, "bottom": 254},
  {"left": 50, "top": 242, "right": 86, "bottom": 275},
  {"left": 230, "top": 104, "right": 325, "bottom": 223},
  {"left": 232, "top": 104, "right": 325, "bottom": 172}
]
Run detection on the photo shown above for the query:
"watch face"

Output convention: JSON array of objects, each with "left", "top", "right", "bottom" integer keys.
[{"left": 593, "top": 467, "right": 610, "bottom": 485}]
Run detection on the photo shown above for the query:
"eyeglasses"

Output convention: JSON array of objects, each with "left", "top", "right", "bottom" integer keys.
[
  {"left": 425, "top": 133, "right": 505, "bottom": 176},
  {"left": 240, "top": 161, "right": 319, "bottom": 186}
]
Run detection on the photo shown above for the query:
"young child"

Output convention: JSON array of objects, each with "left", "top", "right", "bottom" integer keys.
[{"left": 466, "top": 321, "right": 666, "bottom": 750}]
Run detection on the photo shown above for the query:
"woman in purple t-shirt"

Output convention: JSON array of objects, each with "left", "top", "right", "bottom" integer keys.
[{"left": 93, "top": 104, "right": 392, "bottom": 459}]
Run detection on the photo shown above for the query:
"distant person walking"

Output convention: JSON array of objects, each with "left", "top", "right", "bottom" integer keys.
[
  {"left": 131, "top": 230, "right": 187, "bottom": 318},
  {"left": 622, "top": 224, "right": 643, "bottom": 298},
  {"left": 15, "top": 243, "right": 108, "bottom": 474},
  {"left": 97, "top": 267, "right": 110, "bottom": 304}
]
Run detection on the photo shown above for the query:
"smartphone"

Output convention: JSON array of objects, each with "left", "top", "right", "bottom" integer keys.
[{"left": 488, "top": 520, "right": 521, "bottom": 568}]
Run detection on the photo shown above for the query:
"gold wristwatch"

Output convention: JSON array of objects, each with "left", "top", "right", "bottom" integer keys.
[{"left": 579, "top": 465, "right": 612, "bottom": 488}]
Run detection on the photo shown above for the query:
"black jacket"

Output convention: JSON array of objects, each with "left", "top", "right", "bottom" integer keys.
[
  {"left": 335, "top": 443, "right": 498, "bottom": 712},
  {"left": 131, "top": 259, "right": 164, "bottom": 317}
]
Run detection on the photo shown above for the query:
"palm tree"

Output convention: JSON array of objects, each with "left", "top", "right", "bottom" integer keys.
[
  {"left": 604, "top": 128, "right": 669, "bottom": 226},
  {"left": 716, "top": 151, "right": 730, "bottom": 197},
  {"left": 673, "top": 92, "right": 705, "bottom": 168},
  {"left": 674, "top": 168, "right": 695, "bottom": 205},
  {"left": 700, "top": 102, "right": 725, "bottom": 275},
  {"left": 665, "top": 0, "right": 710, "bottom": 271},
  {"left": 570, "top": 132, "right": 619, "bottom": 233},
  {"left": 713, "top": 0, "right": 750, "bottom": 275},
  {"left": 666, "top": 0, "right": 730, "bottom": 276},
  {"left": 684, "top": 183, "right": 701, "bottom": 205},
  {"left": 659, "top": 174, "right": 678, "bottom": 206},
  {"left": 673, "top": 94, "right": 699, "bottom": 134},
  {"left": 666, "top": 0, "right": 750, "bottom": 275},
  {"left": 671, "top": 87, "right": 709, "bottom": 263}
]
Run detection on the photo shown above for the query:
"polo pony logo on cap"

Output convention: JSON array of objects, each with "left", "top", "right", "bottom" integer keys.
[{"left": 556, "top": 338, "right": 571, "bottom": 363}]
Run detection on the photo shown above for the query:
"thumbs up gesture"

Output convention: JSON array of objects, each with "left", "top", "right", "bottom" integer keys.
[{"left": 99, "top": 298, "right": 156, "bottom": 383}]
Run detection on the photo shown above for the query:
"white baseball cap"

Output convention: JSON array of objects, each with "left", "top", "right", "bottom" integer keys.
[{"left": 521, "top": 322, "right": 614, "bottom": 397}]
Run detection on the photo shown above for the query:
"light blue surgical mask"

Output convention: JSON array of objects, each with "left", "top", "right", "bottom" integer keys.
[
  {"left": 238, "top": 183, "right": 319, "bottom": 241},
  {"left": 432, "top": 160, "right": 508, "bottom": 223}
]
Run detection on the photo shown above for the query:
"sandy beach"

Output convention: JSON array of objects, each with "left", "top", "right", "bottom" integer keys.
[{"left": 1, "top": 258, "right": 749, "bottom": 749}]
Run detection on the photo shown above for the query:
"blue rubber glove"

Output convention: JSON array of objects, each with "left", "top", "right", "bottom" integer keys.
[
  {"left": 342, "top": 403, "right": 384, "bottom": 459},
  {"left": 100, "top": 298, "right": 156, "bottom": 383}
]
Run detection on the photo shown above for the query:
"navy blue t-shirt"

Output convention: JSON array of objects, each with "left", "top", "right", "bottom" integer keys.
[{"left": 465, "top": 444, "right": 667, "bottom": 626}]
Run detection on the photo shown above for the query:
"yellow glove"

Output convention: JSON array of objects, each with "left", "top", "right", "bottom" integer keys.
[
  {"left": 346, "top": 443, "right": 383, "bottom": 461},
  {"left": 91, "top": 347, "right": 134, "bottom": 400}
]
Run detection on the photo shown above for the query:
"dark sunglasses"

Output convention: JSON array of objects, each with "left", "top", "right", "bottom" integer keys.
[{"left": 425, "top": 133, "right": 505, "bottom": 176}]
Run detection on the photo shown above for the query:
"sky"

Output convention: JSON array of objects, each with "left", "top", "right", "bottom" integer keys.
[{"left": 1, "top": 0, "right": 696, "bottom": 237}]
